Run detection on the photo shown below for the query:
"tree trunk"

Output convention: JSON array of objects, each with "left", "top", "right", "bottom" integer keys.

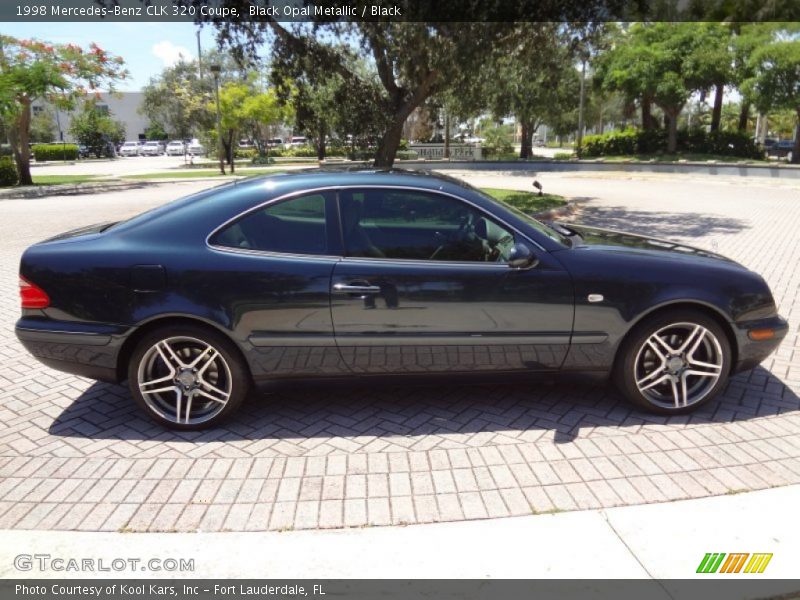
[
  {"left": 666, "top": 110, "right": 679, "bottom": 153},
  {"left": 9, "top": 98, "right": 34, "bottom": 186},
  {"left": 598, "top": 102, "right": 605, "bottom": 135},
  {"left": 317, "top": 126, "right": 326, "bottom": 161},
  {"left": 374, "top": 116, "right": 406, "bottom": 167},
  {"left": 738, "top": 102, "right": 750, "bottom": 132},
  {"left": 710, "top": 84, "right": 724, "bottom": 133},
  {"left": 225, "top": 130, "right": 235, "bottom": 174},
  {"left": 443, "top": 112, "right": 450, "bottom": 159},
  {"left": 372, "top": 70, "right": 439, "bottom": 167},
  {"left": 792, "top": 115, "right": 800, "bottom": 165},
  {"left": 519, "top": 120, "right": 532, "bottom": 159},
  {"left": 641, "top": 97, "right": 654, "bottom": 131}
]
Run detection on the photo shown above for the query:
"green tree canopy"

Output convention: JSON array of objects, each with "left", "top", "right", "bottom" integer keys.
[
  {"left": 69, "top": 100, "right": 126, "bottom": 156},
  {"left": 0, "top": 35, "right": 127, "bottom": 184},
  {"left": 745, "top": 38, "right": 800, "bottom": 163}
]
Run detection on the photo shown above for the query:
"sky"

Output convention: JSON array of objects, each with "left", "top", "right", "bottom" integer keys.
[{"left": 3, "top": 22, "right": 219, "bottom": 90}]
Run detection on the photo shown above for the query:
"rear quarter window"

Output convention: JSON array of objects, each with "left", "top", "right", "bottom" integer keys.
[{"left": 211, "top": 192, "right": 330, "bottom": 255}]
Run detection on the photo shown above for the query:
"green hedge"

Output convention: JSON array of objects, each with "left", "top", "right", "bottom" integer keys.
[
  {"left": 260, "top": 146, "right": 417, "bottom": 161},
  {"left": 234, "top": 147, "right": 259, "bottom": 159},
  {"left": 346, "top": 150, "right": 418, "bottom": 161},
  {"left": 32, "top": 143, "right": 79, "bottom": 162},
  {"left": 0, "top": 157, "right": 18, "bottom": 187},
  {"left": 581, "top": 129, "right": 763, "bottom": 159}
]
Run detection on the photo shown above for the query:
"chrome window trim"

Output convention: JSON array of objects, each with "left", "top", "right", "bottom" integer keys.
[{"left": 205, "top": 184, "right": 548, "bottom": 263}]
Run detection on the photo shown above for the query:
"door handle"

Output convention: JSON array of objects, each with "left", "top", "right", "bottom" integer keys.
[{"left": 332, "top": 283, "right": 381, "bottom": 294}]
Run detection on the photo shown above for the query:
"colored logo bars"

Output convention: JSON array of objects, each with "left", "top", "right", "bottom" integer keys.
[{"left": 696, "top": 553, "right": 773, "bottom": 574}]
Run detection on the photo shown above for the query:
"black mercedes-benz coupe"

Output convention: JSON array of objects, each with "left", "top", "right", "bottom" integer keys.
[{"left": 16, "top": 170, "right": 787, "bottom": 429}]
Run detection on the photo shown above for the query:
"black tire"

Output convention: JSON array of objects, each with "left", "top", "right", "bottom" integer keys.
[
  {"left": 613, "top": 309, "right": 731, "bottom": 415},
  {"left": 127, "top": 324, "right": 249, "bottom": 430}
]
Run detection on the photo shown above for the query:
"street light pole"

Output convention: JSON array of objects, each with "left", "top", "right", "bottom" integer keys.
[
  {"left": 196, "top": 29, "right": 203, "bottom": 81},
  {"left": 576, "top": 57, "right": 587, "bottom": 159},
  {"left": 210, "top": 64, "right": 224, "bottom": 175}
]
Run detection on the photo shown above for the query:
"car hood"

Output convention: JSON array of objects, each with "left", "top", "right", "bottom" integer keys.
[{"left": 559, "top": 223, "right": 742, "bottom": 267}]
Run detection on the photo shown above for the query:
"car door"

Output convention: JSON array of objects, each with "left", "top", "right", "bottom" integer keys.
[
  {"left": 208, "top": 190, "right": 349, "bottom": 381},
  {"left": 330, "top": 187, "right": 574, "bottom": 374}
]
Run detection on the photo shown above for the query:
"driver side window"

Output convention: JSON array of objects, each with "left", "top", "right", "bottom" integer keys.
[{"left": 340, "top": 189, "right": 517, "bottom": 262}]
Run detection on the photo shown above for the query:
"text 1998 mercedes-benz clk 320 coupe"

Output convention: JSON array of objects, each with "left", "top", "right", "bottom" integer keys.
[{"left": 16, "top": 170, "right": 787, "bottom": 429}]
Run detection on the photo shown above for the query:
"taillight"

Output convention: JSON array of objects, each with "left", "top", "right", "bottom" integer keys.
[{"left": 19, "top": 276, "right": 50, "bottom": 309}]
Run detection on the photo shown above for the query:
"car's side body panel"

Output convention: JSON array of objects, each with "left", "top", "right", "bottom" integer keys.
[
  {"left": 14, "top": 170, "right": 788, "bottom": 397},
  {"left": 330, "top": 255, "right": 574, "bottom": 373}
]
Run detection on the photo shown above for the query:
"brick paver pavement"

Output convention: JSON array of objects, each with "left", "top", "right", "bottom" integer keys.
[{"left": 0, "top": 174, "right": 798, "bottom": 532}]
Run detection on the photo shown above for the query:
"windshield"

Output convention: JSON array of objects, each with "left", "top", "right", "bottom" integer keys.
[{"left": 468, "top": 187, "right": 570, "bottom": 246}]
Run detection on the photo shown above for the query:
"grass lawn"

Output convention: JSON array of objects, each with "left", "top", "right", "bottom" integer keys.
[
  {"left": 480, "top": 188, "right": 567, "bottom": 214},
  {"left": 122, "top": 168, "right": 290, "bottom": 180},
  {"left": 32, "top": 175, "right": 104, "bottom": 185}
]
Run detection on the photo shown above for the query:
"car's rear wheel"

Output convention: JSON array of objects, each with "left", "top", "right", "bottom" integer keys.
[
  {"left": 128, "top": 325, "right": 249, "bottom": 430},
  {"left": 613, "top": 309, "right": 731, "bottom": 414}
]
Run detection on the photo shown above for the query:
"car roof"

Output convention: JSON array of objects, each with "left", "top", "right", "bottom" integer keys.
[
  {"left": 110, "top": 168, "right": 567, "bottom": 252},
  {"left": 228, "top": 167, "right": 480, "bottom": 197}
]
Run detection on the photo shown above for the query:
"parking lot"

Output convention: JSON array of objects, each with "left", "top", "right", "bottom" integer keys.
[
  {"left": 0, "top": 171, "right": 798, "bottom": 533},
  {"left": 31, "top": 154, "right": 210, "bottom": 178}
]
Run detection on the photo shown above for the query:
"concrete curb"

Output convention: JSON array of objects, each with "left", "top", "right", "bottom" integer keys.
[
  {"left": 0, "top": 181, "right": 152, "bottom": 200},
  {"left": 406, "top": 158, "right": 800, "bottom": 179}
]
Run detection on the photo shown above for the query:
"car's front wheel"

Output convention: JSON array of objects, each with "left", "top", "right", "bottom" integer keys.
[
  {"left": 613, "top": 309, "right": 731, "bottom": 414},
  {"left": 128, "top": 325, "right": 249, "bottom": 430}
]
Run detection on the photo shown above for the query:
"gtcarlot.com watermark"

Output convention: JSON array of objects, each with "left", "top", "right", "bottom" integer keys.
[{"left": 14, "top": 553, "right": 195, "bottom": 573}]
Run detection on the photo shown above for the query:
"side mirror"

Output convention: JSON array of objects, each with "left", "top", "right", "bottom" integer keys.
[{"left": 507, "top": 243, "right": 538, "bottom": 269}]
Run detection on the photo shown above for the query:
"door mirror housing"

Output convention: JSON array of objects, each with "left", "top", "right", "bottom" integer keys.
[{"left": 507, "top": 243, "right": 538, "bottom": 269}]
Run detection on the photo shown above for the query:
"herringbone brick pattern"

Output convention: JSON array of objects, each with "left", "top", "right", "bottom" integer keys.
[{"left": 0, "top": 175, "right": 798, "bottom": 532}]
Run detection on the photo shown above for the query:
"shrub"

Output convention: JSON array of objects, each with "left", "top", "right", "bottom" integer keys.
[
  {"left": 234, "top": 147, "right": 258, "bottom": 159},
  {"left": 635, "top": 129, "right": 666, "bottom": 154},
  {"left": 0, "top": 144, "right": 12, "bottom": 157},
  {"left": 579, "top": 128, "right": 763, "bottom": 159},
  {"left": 582, "top": 129, "right": 637, "bottom": 157},
  {"left": 325, "top": 146, "right": 347, "bottom": 157},
  {"left": 287, "top": 145, "right": 318, "bottom": 158},
  {"left": 347, "top": 149, "right": 375, "bottom": 161},
  {"left": 0, "top": 157, "right": 18, "bottom": 186},
  {"left": 553, "top": 152, "right": 573, "bottom": 160},
  {"left": 705, "top": 131, "right": 763, "bottom": 159},
  {"left": 251, "top": 155, "right": 275, "bottom": 165},
  {"left": 32, "top": 143, "right": 79, "bottom": 161}
]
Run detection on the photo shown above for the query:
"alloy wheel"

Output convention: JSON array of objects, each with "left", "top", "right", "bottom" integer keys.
[
  {"left": 633, "top": 322, "right": 724, "bottom": 409},
  {"left": 136, "top": 336, "right": 233, "bottom": 425}
]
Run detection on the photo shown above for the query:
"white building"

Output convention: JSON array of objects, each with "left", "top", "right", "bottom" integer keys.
[{"left": 33, "top": 91, "right": 148, "bottom": 143}]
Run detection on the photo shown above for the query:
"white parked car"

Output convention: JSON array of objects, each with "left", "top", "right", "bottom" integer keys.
[
  {"left": 140, "top": 141, "right": 165, "bottom": 156},
  {"left": 289, "top": 136, "right": 308, "bottom": 147},
  {"left": 187, "top": 139, "right": 206, "bottom": 156},
  {"left": 119, "top": 141, "right": 141, "bottom": 157},
  {"left": 165, "top": 141, "right": 185, "bottom": 156}
]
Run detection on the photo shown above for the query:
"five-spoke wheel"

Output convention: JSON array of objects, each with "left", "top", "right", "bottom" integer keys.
[
  {"left": 614, "top": 309, "right": 731, "bottom": 414},
  {"left": 128, "top": 325, "right": 249, "bottom": 429}
]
